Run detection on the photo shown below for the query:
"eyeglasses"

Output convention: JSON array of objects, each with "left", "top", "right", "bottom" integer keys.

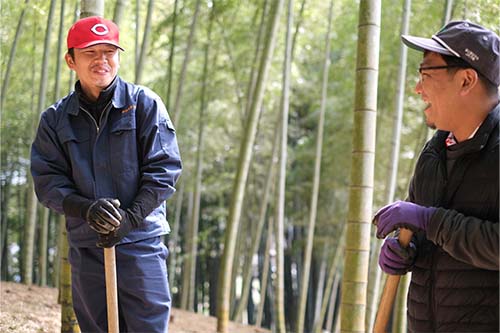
[{"left": 417, "top": 65, "right": 462, "bottom": 82}]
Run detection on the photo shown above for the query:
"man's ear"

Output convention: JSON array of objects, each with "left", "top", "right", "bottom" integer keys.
[
  {"left": 459, "top": 68, "right": 478, "bottom": 95},
  {"left": 65, "top": 53, "right": 75, "bottom": 70}
]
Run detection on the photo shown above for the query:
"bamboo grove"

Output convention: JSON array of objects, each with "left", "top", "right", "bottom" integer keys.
[{"left": 1, "top": 0, "right": 499, "bottom": 332}]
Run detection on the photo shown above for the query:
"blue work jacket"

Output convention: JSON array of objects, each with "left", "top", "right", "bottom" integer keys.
[{"left": 31, "top": 76, "right": 182, "bottom": 247}]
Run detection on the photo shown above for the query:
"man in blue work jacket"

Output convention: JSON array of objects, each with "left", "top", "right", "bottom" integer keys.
[{"left": 31, "top": 16, "right": 182, "bottom": 332}]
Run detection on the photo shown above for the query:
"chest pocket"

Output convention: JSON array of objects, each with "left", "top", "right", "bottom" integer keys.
[
  {"left": 109, "top": 112, "right": 138, "bottom": 174},
  {"left": 56, "top": 123, "right": 93, "bottom": 185},
  {"left": 110, "top": 113, "right": 136, "bottom": 134},
  {"left": 57, "top": 124, "right": 91, "bottom": 163},
  {"left": 58, "top": 124, "right": 90, "bottom": 144}
]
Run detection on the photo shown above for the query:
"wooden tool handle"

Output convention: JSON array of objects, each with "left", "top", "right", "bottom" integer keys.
[
  {"left": 373, "top": 228, "right": 413, "bottom": 333},
  {"left": 104, "top": 247, "right": 119, "bottom": 333},
  {"left": 397, "top": 228, "right": 413, "bottom": 248}
]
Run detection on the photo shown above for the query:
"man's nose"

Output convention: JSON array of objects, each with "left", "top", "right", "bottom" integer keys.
[
  {"left": 414, "top": 79, "right": 422, "bottom": 94},
  {"left": 95, "top": 51, "right": 108, "bottom": 61}
]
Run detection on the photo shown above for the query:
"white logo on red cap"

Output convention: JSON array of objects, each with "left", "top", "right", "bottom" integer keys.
[{"left": 91, "top": 23, "right": 109, "bottom": 36}]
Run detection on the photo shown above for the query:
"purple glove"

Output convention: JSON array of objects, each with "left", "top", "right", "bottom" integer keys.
[
  {"left": 379, "top": 237, "right": 417, "bottom": 275},
  {"left": 374, "top": 200, "right": 436, "bottom": 239}
]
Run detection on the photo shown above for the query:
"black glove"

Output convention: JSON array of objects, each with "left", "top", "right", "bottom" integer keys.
[
  {"left": 95, "top": 190, "right": 160, "bottom": 247},
  {"left": 62, "top": 194, "right": 122, "bottom": 234},
  {"left": 86, "top": 198, "right": 122, "bottom": 234},
  {"left": 97, "top": 208, "right": 142, "bottom": 247}
]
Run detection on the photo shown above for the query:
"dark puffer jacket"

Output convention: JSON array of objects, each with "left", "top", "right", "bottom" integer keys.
[{"left": 407, "top": 105, "right": 499, "bottom": 332}]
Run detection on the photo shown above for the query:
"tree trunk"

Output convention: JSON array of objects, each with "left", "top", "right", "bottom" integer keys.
[
  {"left": 366, "top": 237, "right": 383, "bottom": 331},
  {"left": 135, "top": 0, "right": 154, "bottom": 84},
  {"left": 172, "top": 0, "right": 202, "bottom": 125},
  {"left": 313, "top": 226, "right": 346, "bottom": 333},
  {"left": 273, "top": 0, "right": 292, "bottom": 331},
  {"left": 38, "top": 206, "right": 49, "bottom": 286},
  {"left": 23, "top": 0, "right": 57, "bottom": 285},
  {"left": 340, "top": 0, "right": 381, "bottom": 330},
  {"left": 166, "top": 0, "right": 179, "bottom": 110},
  {"left": 0, "top": 0, "right": 30, "bottom": 111},
  {"left": 233, "top": 114, "right": 280, "bottom": 322},
  {"left": 366, "top": 0, "right": 410, "bottom": 331},
  {"left": 256, "top": 218, "right": 273, "bottom": 327},
  {"left": 243, "top": 0, "right": 268, "bottom": 119},
  {"left": 60, "top": 221, "right": 80, "bottom": 332},
  {"left": 313, "top": 246, "right": 328, "bottom": 326},
  {"left": 443, "top": 0, "right": 454, "bottom": 24},
  {"left": 113, "top": 0, "right": 128, "bottom": 26},
  {"left": 56, "top": 214, "right": 65, "bottom": 301},
  {"left": 80, "top": 0, "right": 104, "bottom": 17},
  {"left": 217, "top": 20, "right": 246, "bottom": 120},
  {"left": 49, "top": 6, "right": 66, "bottom": 286},
  {"left": 23, "top": 150, "right": 38, "bottom": 281},
  {"left": 135, "top": 0, "right": 140, "bottom": 68},
  {"left": 180, "top": 188, "right": 193, "bottom": 308},
  {"left": 181, "top": 6, "right": 214, "bottom": 311},
  {"left": 326, "top": 272, "right": 341, "bottom": 332},
  {"left": 216, "top": 0, "right": 284, "bottom": 331},
  {"left": 290, "top": 0, "right": 307, "bottom": 61},
  {"left": 0, "top": 170, "right": 12, "bottom": 280},
  {"left": 296, "top": 0, "right": 333, "bottom": 331},
  {"left": 54, "top": 0, "right": 66, "bottom": 101},
  {"left": 461, "top": 0, "right": 468, "bottom": 19},
  {"left": 168, "top": 182, "right": 184, "bottom": 293}
]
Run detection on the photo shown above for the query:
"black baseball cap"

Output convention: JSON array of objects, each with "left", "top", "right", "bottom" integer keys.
[{"left": 401, "top": 20, "right": 500, "bottom": 86}]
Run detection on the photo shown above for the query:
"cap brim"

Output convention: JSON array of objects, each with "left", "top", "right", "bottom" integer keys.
[
  {"left": 73, "top": 40, "right": 124, "bottom": 51},
  {"left": 401, "top": 35, "right": 452, "bottom": 56}
]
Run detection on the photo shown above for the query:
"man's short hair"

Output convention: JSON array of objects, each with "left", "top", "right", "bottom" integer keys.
[{"left": 441, "top": 54, "right": 498, "bottom": 96}]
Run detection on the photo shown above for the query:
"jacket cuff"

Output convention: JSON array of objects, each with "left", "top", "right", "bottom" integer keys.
[
  {"left": 426, "top": 207, "right": 447, "bottom": 245},
  {"left": 62, "top": 193, "right": 92, "bottom": 219}
]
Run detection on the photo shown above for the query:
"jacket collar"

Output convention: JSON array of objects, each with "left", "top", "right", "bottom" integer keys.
[
  {"left": 111, "top": 76, "right": 128, "bottom": 109},
  {"left": 66, "top": 76, "right": 127, "bottom": 115}
]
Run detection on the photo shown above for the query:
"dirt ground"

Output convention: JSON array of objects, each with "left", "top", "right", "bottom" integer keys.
[{"left": 0, "top": 281, "right": 270, "bottom": 333}]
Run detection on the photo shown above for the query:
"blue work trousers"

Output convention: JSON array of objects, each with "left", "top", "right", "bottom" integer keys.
[{"left": 69, "top": 237, "right": 170, "bottom": 333}]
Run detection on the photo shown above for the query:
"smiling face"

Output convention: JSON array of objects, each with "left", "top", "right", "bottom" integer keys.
[
  {"left": 415, "top": 52, "right": 465, "bottom": 132},
  {"left": 65, "top": 43, "right": 120, "bottom": 100}
]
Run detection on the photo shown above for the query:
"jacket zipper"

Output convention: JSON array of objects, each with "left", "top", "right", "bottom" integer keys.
[
  {"left": 79, "top": 101, "right": 113, "bottom": 199},
  {"left": 80, "top": 107, "right": 100, "bottom": 132},
  {"left": 429, "top": 150, "right": 448, "bottom": 332},
  {"left": 80, "top": 100, "right": 113, "bottom": 134}
]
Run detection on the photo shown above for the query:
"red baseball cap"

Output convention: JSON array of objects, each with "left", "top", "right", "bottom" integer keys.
[{"left": 67, "top": 16, "right": 124, "bottom": 51}]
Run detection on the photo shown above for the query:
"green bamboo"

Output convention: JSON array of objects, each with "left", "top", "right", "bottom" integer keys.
[
  {"left": 216, "top": 0, "right": 284, "bottom": 331},
  {"left": 340, "top": 0, "right": 381, "bottom": 331}
]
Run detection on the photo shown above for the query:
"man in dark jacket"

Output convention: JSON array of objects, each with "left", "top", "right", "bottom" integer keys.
[
  {"left": 374, "top": 21, "right": 499, "bottom": 332},
  {"left": 31, "top": 16, "right": 182, "bottom": 332}
]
